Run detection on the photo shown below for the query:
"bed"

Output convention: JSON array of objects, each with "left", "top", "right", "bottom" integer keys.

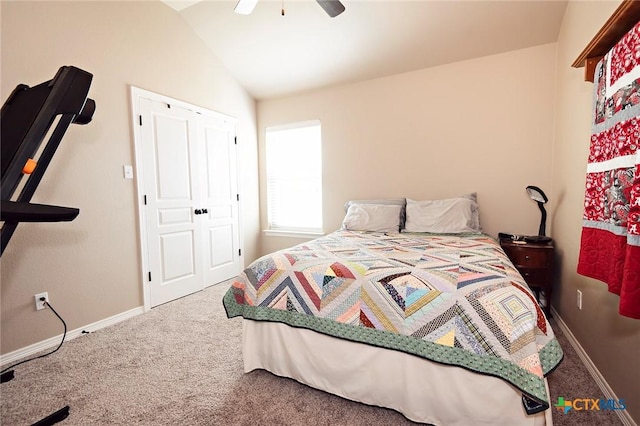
[{"left": 223, "top": 196, "right": 563, "bottom": 425}]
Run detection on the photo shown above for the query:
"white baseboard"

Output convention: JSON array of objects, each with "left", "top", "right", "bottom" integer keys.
[
  {"left": 551, "top": 307, "right": 637, "bottom": 426},
  {"left": 1, "top": 306, "right": 145, "bottom": 368}
]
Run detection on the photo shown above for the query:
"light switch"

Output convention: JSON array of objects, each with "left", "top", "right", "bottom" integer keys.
[{"left": 123, "top": 165, "right": 134, "bottom": 179}]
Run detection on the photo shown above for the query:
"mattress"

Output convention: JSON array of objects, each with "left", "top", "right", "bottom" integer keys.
[{"left": 242, "top": 319, "right": 552, "bottom": 425}]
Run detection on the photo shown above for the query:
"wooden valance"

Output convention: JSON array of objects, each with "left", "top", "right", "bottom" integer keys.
[{"left": 572, "top": 0, "right": 640, "bottom": 82}]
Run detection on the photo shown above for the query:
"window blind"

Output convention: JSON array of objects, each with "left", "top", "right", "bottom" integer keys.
[{"left": 266, "top": 121, "right": 322, "bottom": 233}]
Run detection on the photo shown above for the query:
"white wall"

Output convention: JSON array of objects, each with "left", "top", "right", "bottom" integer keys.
[
  {"left": 258, "top": 43, "right": 558, "bottom": 255},
  {"left": 0, "top": 1, "right": 259, "bottom": 354}
]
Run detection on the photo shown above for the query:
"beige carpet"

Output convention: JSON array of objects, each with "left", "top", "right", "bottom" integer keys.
[{"left": 1, "top": 282, "right": 623, "bottom": 425}]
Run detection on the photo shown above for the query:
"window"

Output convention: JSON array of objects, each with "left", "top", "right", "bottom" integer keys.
[{"left": 266, "top": 121, "right": 323, "bottom": 234}]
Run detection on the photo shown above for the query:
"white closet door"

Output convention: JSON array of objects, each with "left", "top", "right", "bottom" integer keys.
[
  {"left": 134, "top": 88, "right": 242, "bottom": 309},
  {"left": 141, "top": 98, "right": 203, "bottom": 307},
  {"left": 198, "top": 113, "right": 241, "bottom": 286}
]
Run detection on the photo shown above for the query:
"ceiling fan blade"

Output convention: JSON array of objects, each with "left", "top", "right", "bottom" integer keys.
[
  {"left": 316, "top": 0, "right": 345, "bottom": 17},
  {"left": 234, "top": 0, "right": 259, "bottom": 15}
]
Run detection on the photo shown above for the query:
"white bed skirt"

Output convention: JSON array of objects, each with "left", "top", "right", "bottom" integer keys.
[{"left": 242, "top": 319, "right": 552, "bottom": 426}]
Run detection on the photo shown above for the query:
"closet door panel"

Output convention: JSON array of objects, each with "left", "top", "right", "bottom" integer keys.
[
  {"left": 140, "top": 98, "right": 203, "bottom": 307},
  {"left": 200, "top": 116, "right": 241, "bottom": 286}
]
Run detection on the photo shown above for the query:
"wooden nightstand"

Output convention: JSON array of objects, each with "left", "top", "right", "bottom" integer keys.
[{"left": 499, "top": 238, "right": 554, "bottom": 316}]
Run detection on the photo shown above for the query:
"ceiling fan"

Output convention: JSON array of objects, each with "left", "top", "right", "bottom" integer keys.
[{"left": 234, "top": 0, "right": 345, "bottom": 18}]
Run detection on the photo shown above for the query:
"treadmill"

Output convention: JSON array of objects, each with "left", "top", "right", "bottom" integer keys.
[
  {"left": 1, "top": 65, "right": 95, "bottom": 254},
  {"left": 1, "top": 66, "right": 96, "bottom": 425}
]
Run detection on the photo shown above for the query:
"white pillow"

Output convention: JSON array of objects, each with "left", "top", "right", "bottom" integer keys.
[
  {"left": 460, "top": 192, "right": 482, "bottom": 231},
  {"left": 341, "top": 204, "right": 402, "bottom": 232},
  {"left": 404, "top": 197, "right": 479, "bottom": 233}
]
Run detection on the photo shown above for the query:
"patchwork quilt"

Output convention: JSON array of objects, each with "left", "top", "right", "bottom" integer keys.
[
  {"left": 577, "top": 20, "right": 640, "bottom": 319},
  {"left": 223, "top": 231, "right": 563, "bottom": 412}
]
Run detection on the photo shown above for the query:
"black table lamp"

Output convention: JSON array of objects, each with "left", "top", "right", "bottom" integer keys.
[{"left": 525, "top": 186, "right": 552, "bottom": 244}]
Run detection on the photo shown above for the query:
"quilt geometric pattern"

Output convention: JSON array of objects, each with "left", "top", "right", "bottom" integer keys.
[{"left": 224, "top": 230, "right": 563, "bottom": 409}]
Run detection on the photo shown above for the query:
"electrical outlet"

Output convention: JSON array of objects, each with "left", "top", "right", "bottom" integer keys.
[
  {"left": 577, "top": 289, "right": 583, "bottom": 310},
  {"left": 35, "top": 292, "right": 49, "bottom": 311}
]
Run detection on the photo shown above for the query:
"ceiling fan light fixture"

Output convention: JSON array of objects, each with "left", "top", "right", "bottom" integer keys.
[
  {"left": 234, "top": 0, "right": 344, "bottom": 17},
  {"left": 234, "top": 0, "right": 259, "bottom": 15}
]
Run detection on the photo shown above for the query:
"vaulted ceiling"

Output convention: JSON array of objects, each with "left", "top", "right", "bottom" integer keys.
[{"left": 162, "top": 0, "right": 568, "bottom": 100}]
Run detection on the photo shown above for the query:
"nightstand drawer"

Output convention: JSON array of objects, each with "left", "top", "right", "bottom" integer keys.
[
  {"left": 518, "top": 268, "right": 551, "bottom": 288},
  {"left": 505, "top": 248, "right": 551, "bottom": 268},
  {"left": 499, "top": 238, "right": 554, "bottom": 316}
]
